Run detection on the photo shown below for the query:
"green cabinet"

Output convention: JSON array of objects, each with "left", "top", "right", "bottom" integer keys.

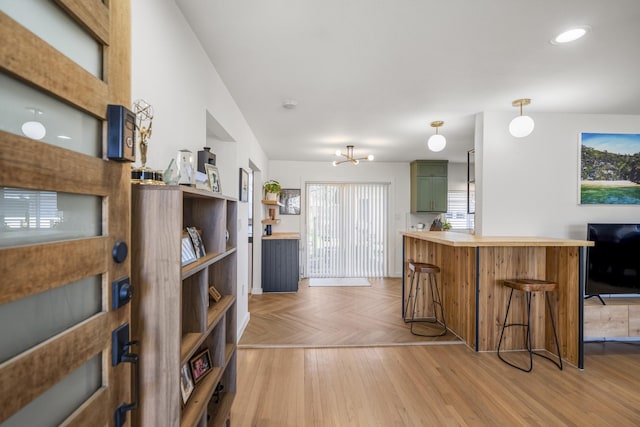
[{"left": 410, "top": 160, "right": 448, "bottom": 213}]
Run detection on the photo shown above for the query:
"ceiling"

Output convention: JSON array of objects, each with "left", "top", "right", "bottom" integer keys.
[{"left": 176, "top": 0, "right": 640, "bottom": 164}]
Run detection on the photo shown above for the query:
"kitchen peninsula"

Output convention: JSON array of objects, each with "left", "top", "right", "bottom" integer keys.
[{"left": 402, "top": 231, "right": 594, "bottom": 368}]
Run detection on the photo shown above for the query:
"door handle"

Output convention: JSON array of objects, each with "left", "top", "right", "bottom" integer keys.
[{"left": 112, "top": 323, "right": 140, "bottom": 427}]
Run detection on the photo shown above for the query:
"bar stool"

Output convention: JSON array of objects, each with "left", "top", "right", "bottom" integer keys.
[
  {"left": 404, "top": 260, "right": 447, "bottom": 337},
  {"left": 497, "top": 279, "right": 563, "bottom": 372}
]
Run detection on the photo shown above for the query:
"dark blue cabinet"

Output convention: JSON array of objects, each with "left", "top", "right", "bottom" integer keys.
[{"left": 262, "top": 238, "right": 299, "bottom": 292}]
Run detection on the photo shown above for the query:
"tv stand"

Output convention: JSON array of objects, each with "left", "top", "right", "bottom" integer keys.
[
  {"left": 585, "top": 294, "right": 606, "bottom": 305},
  {"left": 584, "top": 297, "right": 640, "bottom": 338}
]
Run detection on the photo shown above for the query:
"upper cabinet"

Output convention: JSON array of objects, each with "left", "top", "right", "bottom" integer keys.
[{"left": 410, "top": 160, "right": 448, "bottom": 213}]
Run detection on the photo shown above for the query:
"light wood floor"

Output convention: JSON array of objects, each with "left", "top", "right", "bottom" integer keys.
[
  {"left": 231, "top": 342, "right": 640, "bottom": 426},
  {"left": 233, "top": 278, "right": 640, "bottom": 425},
  {"left": 239, "top": 278, "right": 459, "bottom": 347}
]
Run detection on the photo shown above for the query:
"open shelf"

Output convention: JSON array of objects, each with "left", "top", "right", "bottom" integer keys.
[
  {"left": 132, "top": 185, "right": 237, "bottom": 427},
  {"left": 261, "top": 218, "right": 281, "bottom": 225},
  {"left": 180, "top": 366, "right": 224, "bottom": 427},
  {"left": 208, "top": 392, "right": 236, "bottom": 427},
  {"left": 261, "top": 199, "right": 283, "bottom": 206}
]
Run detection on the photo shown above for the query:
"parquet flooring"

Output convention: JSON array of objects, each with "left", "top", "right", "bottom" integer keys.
[
  {"left": 231, "top": 342, "right": 640, "bottom": 426},
  {"left": 239, "top": 277, "right": 460, "bottom": 347}
]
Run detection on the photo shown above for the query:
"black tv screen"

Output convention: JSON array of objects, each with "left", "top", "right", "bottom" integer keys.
[{"left": 586, "top": 223, "right": 640, "bottom": 295}]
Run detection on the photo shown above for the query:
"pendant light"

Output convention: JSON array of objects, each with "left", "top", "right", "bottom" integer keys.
[
  {"left": 509, "top": 98, "right": 535, "bottom": 138},
  {"left": 332, "top": 145, "right": 374, "bottom": 166},
  {"left": 427, "top": 121, "right": 446, "bottom": 152}
]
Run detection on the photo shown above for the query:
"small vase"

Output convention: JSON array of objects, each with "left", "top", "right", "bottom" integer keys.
[{"left": 266, "top": 192, "right": 278, "bottom": 201}]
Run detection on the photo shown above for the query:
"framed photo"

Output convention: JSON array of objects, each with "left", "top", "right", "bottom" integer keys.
[
  {"left": 180, "top": 363, "right": 194, "bottom": 405},
  {"left": 189, "top": 349, "right": 212, "bottom": 384},
  {"left": 186, "top": 226, "right": 206, "bottom": 258},
  {"left": 208, "top": 285, "right": 222, "bottom": 302},
  {"left": 239, "top": 168, "right": 249, "bottom": 202},
  {"left": 181, "top": 235, "right": 197, "bottom": 266},
  {"left": 279, "top": 188, "right": 301, "bottom": 215},
  {"left": 205, "top": 164, "right": 221, "bottom": 193},
  {"left": 579, "top": 132, "right": 640, "bottom": 205}
]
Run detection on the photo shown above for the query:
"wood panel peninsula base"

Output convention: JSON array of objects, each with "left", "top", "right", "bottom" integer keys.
[{"left": 402, "top": 231, "right": 593, "bottom": 368}]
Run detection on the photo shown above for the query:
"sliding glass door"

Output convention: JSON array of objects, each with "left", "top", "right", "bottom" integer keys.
[{"left": 306, "top": 182, "right": 388, "bottom": 278}]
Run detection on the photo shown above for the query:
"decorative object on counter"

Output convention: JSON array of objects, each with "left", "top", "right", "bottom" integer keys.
[
  {"left": 181, "top": 234, "right": 197, "bottom": 266},
  {"left": 509, "top": 98, "right": 534, "bottom": 138},
  {"left": 176, "top": 149, "right": 195, "bottom": 186},
  {"left": 427, "top": 121, "right": 446, "bottom": 152},
  {"left": 133, "top": 99, "right": 154, "bottom": 168},
  {"left": 239, "top": 168, "right": 249, "bottom": 202},
  {"left": 265, "top": 224, "right": 272, "bottom": 236},
  {"left": 130, "top": 99, "right": 155, "bottom": 183},
  {"left": 205, "top": 164, "right": 221, "bottom": 193},
  {"left": 263, "top": 179, "right": 281, "bottom": 200},
  {"left": 189, "top": 349, "right": 212, "bottom": 384},
  {"left": 442, "top": 218, "right": 452, "bottom": 230},
  {"left": 208, "top": 285, "right": 222, "bottom": 302},
  {"left": 416, "top": 223, "right": 425, "bottom": 230},
  {"left": 197, "top": 146, "right": 216, "bottom": 173},
  {"left": 180, "top": 363, "right": 194, "bottom": 405},
  {"left": 186, "top": 226, "right": 206, "bottom": 258},
  {"left": 163, "top": 158, "right": 179, "bottom": 185},
  {"left": 430, "top": 216, "right": 442, "bottom": 231},
  {"left": 332, "top": 145, "right": 374, "bottom": 166},
  {"left": 579, "top": 132, "right": 640, "bottom": 205},
  {"left": 279, "top": 188, "right": 301, "bottom": 215}
]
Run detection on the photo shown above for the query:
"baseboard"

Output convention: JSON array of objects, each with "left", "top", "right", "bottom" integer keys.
[
  {"left": 238, "top": 312, "right": 251, "bottom": 340},
  {"left": 251, "top": 287, "right": 263, "bottom": 295}
]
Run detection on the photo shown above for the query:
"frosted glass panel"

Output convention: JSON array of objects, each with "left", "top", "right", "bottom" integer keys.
[
  {"left": 1, "top": 355, "right": 101, "bottom": 427},
  {"left": 0, "top": 0, "right": 102, "bottom": 77},
  {"left": 0, "top": 276, "right": 101, "bottom": 363},
  {"left": 0, "top": 188, "right": 101, "bottom": 248},
  {"left": 0, "top": 73, "right": 101, "bottom": 157}
]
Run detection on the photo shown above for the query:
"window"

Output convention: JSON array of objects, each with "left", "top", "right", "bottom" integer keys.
[{"left": 446, "top": 191, "right": 474, "bottom": 230}]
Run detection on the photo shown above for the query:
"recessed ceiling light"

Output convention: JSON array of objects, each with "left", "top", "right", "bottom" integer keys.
[
  {"left": 282, "top": 99, "right": 298, "bottom": 109},
  {"left": 551, "top": 26, "right": 590, "bottom": 45}
]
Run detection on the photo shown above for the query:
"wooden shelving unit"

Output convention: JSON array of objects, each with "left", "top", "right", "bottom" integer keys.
[
  {"left": 261, "top": 199, "right": 283, "bottom": 228},
  {"left": 132, "top": 185, "right": 237, "bottom": 427}
]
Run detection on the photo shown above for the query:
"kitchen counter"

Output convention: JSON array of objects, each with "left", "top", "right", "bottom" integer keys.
[
  {"left": 402, "top": 232, "right": 593, "bottom": 368},
  {"left": 262, "top": 232, "right": 301, "bottom": 240},
  {"left": 402, "top": 231, "right": 593, "bottom": 247}
]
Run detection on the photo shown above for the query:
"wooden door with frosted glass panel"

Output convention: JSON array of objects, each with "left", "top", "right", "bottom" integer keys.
[{"left": 0, "top": 1, "right": 133, "bottom": 425}]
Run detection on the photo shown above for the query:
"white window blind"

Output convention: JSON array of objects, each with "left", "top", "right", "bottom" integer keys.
[
  {"left": 306, "top": 183, "right": 388, "bottom": 278},
  {"left": 1, "top": 188, "right": 60, "bottom": 229},
  {"left": 446, "top": 190, "right": 474, "bottom": 230}
]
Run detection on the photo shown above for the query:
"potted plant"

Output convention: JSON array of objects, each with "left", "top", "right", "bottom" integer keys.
[{"left": 263, "top": 179, "right": 281, "bottom": 200}]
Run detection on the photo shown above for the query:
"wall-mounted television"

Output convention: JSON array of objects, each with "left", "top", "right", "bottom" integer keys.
[{"left": 586, "top": 223, "right": 640, "bottom": 296}]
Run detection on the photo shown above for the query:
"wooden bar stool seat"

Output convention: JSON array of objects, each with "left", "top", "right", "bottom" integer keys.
[
  {"left": 497, "top": 278, "right": 563, "bottom": 372},
  {"left": 403, "top": 261, "right": 447, "bottom": 337}
]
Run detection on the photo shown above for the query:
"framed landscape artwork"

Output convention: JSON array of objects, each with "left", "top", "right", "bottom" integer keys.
[{"left": 579, "top": 132, "right": 640, "bottom": 205}]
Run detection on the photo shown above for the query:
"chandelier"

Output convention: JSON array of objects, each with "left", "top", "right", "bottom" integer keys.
[{"left": 332, "top": 145, "right": 374, "bottom": 166}]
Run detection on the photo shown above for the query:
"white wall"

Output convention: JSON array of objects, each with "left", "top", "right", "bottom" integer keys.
[
  {"left": 131, "top": 0, "right": 269, "bottom": 337},
  {"left": 477, "top": 112, "right": 640, "bottom": 238}
]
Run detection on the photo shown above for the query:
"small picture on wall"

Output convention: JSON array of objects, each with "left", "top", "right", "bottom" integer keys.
[
  {"left": 579, "top": 132, "right": 640, "bottom": 205},
  {"left": 279, "top": 188, "right": 301, "bottom": 215}
]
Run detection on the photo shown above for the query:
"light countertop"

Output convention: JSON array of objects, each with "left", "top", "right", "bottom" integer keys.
[
  {"left": 262, "top": 232, "right": 301, "bottom": 240},
  {"left": 402, "top": 231, "right": 594, "bottom": 247}
]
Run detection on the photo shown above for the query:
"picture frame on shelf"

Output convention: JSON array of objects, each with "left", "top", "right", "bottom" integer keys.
[
  {"left": 205, "top": 164, "right": 221, "bottom": 193},
  {"left": 239, "top": 168, "right": 249, "bottom": 202},
  {"left": 181, "top": 235, "right": 197, "bottom": 266},
  {"left": 208, "top": 285, "right": 222, "bottom": 302},
  {"left": 180, "top": 363, "right": 194, "bottom": 405},
  {"left": 186, "top": 226, "right": 206, "bottom": 258},
  {"left": 279, "top": 188, "right": 301, "bottom": 215},
  {"left": 189, "top": 349, "right": 212, "bottom": 384}
]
